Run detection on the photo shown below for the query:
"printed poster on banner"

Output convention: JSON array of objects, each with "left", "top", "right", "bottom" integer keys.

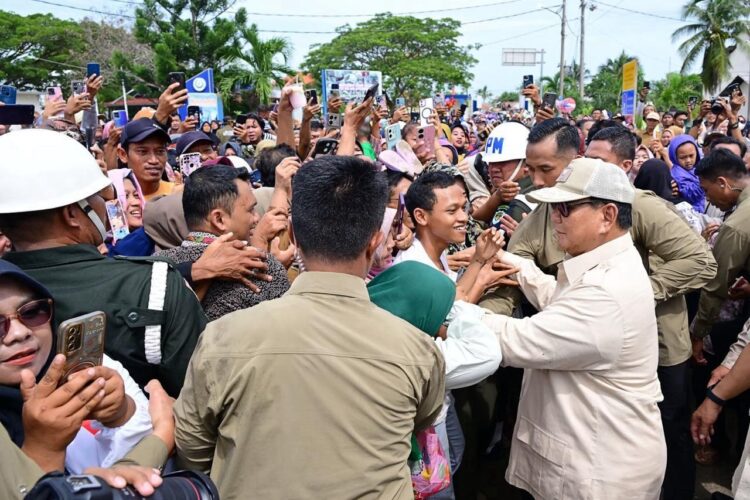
[{"left": 321, "top": 69, "right": 383, "bottom": 115}]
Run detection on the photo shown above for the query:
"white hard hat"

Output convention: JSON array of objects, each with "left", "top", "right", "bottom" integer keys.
[
  {"left": 0, "top": 129, "right": 111, "bottom": 213},
  {"left": 482, "top": 121, "right": 529, "bottom": 163},
  {"left": 226, "top": 155, "right": 251, "bottom": 170}
]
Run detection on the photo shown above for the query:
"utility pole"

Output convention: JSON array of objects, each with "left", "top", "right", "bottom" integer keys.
[
  {"left": 579, "top": 0, "right": 585, "bottom": 98},
  {"left": 559, "top": 0, "right": 567, "bottom": 97}
]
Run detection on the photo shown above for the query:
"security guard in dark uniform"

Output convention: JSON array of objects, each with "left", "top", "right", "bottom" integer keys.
[{"left": 0, "top": 128, "right": 207, "bottom": 397}]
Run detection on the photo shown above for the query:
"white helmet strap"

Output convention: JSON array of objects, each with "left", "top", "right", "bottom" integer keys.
[
  {"left": 508, "top": 159, "right": 525, "bottom": 182},
  {"left": 77, "top": 199, "right": 108, "bottom": 242}
]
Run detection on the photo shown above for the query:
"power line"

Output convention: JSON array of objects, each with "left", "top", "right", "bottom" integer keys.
[
  {"left": 480, "top": 22, "right": 562, "bottom": 46},
  {"left": 27, "top": 0, "right": 559, "bottom": 33},
  {"left": 593, "top": 1, "right": 684, "bottom": 22},
  {"left": 106, "top": 0, "right": 526, "bottom": 17}
]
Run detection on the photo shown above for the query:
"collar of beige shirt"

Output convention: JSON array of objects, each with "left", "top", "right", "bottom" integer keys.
[
  {"left": 561, "top": 232, "right": 634, "bottom": 284},
  {"left": 738, "top": 185, "right": 750, "bottom": 206},
  {"left": 288, "top": 271, "right": 369, "bottom": 300}
]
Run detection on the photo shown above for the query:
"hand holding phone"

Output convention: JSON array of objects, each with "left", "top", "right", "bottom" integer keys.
[
  {"left": 87, "top": 62, "right": 101, "bottom": 78},
  {"left": 167, "top": 72, "right": 186, "bottom": 89},
  {"left": 57, "top": 312, "right": 106, "bottom": 385},
  {"left": 312, "top": 138, "right": 339, "bottom": 157},
  {"left": 542, "top": 92, "right": 557, "bottom": 110},
  {"left": 363, "top": 83, "right": 379, "bottom": 104}
]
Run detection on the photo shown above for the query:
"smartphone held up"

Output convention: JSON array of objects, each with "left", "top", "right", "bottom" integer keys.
[{"left": 57, "top": 311, "right": 106, "bottom": 385}]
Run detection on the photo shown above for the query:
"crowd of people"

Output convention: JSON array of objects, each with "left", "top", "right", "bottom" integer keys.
[{"left": 0, "top": 70, "right": 750, "bottom": 500}]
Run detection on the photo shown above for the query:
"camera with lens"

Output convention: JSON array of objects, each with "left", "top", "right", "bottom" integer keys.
[
  {"left": 710, "top": 96, "right": 728, "bottom": 116},
  {"left": 25, "top": 470, "right": 219, "bottom": 500}
]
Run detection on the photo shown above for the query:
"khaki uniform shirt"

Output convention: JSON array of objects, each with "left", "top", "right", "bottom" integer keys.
[
  {"left": 484, "top": 234, "right": 666, "bottom": 499},
  {"left": 480, "top": 189, "right": 717, "bottom": 366},
  {"left": 694, "top": 186, "right": 750, "bottom": 338},
  {"left": 174, "top": 272, "right": 445, "bottom": 500}
]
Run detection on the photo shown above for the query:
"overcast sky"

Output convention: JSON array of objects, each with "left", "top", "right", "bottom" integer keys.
[{"left": 7, "top": 0, "right": 691, "bottom": 98}]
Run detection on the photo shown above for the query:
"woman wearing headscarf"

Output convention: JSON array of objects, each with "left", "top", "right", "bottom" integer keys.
[
  {"left": 668, "top": 134, "right": 706, "bottom": 212},
  {"left": 634, "top": 159, "right": 676, "bottom": 203},
  {"left": 368, "top": 261, "right": 501, "bottom": 499},
  {"left": 0, "top": 260, "right": 156, "bottom": 473},
  {"left": 105, "top": 169, "right": 154, "bottom": 257},
  {"left": 630, "top": 144, "right": 654, "bottom": 183}
]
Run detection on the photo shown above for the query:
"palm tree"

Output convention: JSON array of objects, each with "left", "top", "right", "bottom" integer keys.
[
  {"left": 220, "top": 23, "right": 293, "bottom": 106},
  {"left": 651, "top": 72, "right": 703, "bottom": 111},
  {"left": 475, "top": 85, "right": 493, "bottom": 104},
  {"left": 672, "top": 0, "right": 750, "bottom": 93}
]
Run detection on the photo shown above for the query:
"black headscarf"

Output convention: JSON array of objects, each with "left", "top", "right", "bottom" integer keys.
[
  {"left": 0, "top": 260, "right": 56, "bottom": 447},
  {"left": 634, "top": 159, "right": 676, "bottom": 203}
]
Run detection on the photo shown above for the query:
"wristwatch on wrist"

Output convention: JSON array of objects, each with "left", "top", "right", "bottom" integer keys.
[{"left": 706, "top": 383, "right": 726, "bottom": 406}]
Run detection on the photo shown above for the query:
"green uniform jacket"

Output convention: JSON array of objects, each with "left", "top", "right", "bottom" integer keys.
[
  {"left": 4, "top": 244, "right": 207, "bottom": 397},
  {"left": 1, "top": 429, "right": 168, "bottom": 499},
  {"left": 480, "top": 189, "right": 717, "bottom": 367},
  {"left": 694, "top": 186, "right": 750, "bottom": 338}
]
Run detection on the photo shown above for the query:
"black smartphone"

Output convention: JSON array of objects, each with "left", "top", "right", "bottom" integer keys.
[
  {"left": 312, "top": 138, "right": 339, "bottom": 157},
  {"left": 0, "top": 104, "right": 35, "bottom": 125},
  {"left": 477, "top": 129, "right": 489, "bottom": 142},
  {"left": 542, "top": 92, "right": 557, "bottom": 109},
  {"left": 304, "top": 89, "right": 318, "bottom": 106},
  {"left": 459, "top": 103, "right": 467, "bottom": 116},
  {"left": 688, "top": 96, "right": 698, "bottom": 107},
  {"left": 395, "top": 193, "right": 405, "bottom": 236},
  {"left": 187, "top": 105, "right": 200, "bottom": 118},
  {"left": 168, "top": 72, "right": 186, "bottom": 89},
  {"left": 523, "top": 74, "right": 534, "bottom": 88},
  {"left": 644, "top": 81, "right": 651, "bottom": 89},
  {"left": 86, "top": 62, "right": 100, "bottom": 78},
  {"left": 410, "top": 112, "right": 420, "bottom": 123},
  {"left": 363, "top": 83, "right": 379, "bottom": 103}
]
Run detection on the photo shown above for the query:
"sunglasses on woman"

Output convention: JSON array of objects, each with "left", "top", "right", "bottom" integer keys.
[
  {"left": 0, "top": 298, "right": 53, "bottom": 341},
  {"left": 551, "top": 199, "right": 595, "bottom": 218}
]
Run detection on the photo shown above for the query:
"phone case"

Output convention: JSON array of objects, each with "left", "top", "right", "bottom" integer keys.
[
  {"left": 386, "top": 124, "right": 401, "bottom": 151},
  {"left": 419, "top": 98, "right": 434, "bottom": 127},
  {"left": 87, "top": 63, "right": 100, "bottom": 78},
  {"left": 396, "top": 98, "right": 406, "bottom": 107},
  {"left": 0, "top": 86, "right": 17, "bottom": 105},
  {"left": 422, "top": 125, "right": 436, "bottom": 156},
  {"left": 105, "top": 199, "right": 130, "bottom": 243},
  {"left": 326, "top": 113, "right": 342, "bottom": 128},
  {"left": 57, "top": 311, "right": 106, "bottom": 384},
  {"left": 179, "top": 152, "right": 202, "bottom": 177},
  {"left": 71, "top": 81, "right": 86, "bottom": 95}
]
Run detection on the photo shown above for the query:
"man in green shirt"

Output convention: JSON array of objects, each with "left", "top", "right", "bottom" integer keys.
[
  {"left": 693, "top": 149, "right": 750, "bottom": 357},
  {"left": 0, "top": 129, "right": 207, "bottom": 397}
]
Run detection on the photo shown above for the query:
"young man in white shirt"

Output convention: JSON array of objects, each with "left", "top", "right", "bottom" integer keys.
[{"left": 395, "top": 171, "right": 513, "bottom": 302}]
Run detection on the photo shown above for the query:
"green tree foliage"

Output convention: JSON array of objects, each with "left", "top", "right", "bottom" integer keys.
[
  {"left": 673, "top": 0, "right": 750, "bottom": 93},
  {"left": 585, "top": 52, "right": 643, "bottom": 112},
  {"left": 650, "top": 72, "right": 703, "bottom": 111},
  {"left": 302, "top": 14, "right": 478, "bottom": 102},
  {"left": 74, "top": 18, "right": 157, "bottom": 102},
  {"left": 0, "top": 10, "right": 85, "bottom": 89},
  {"left": 220, "top": 24, "right": 293, "bottom": 108},
  {"left": 134, "top": 0, "right": 246, "bottom": 82}
]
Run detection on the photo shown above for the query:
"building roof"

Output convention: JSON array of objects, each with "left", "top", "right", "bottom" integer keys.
[{"left": 104, "top": 97, "right": 159, "bottom": 108}]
